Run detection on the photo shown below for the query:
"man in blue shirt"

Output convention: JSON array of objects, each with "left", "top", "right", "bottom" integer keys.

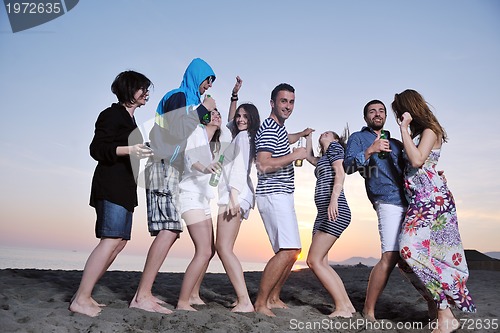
[{"left": 344, "top": 99, "right": 433, "bottom": 321}]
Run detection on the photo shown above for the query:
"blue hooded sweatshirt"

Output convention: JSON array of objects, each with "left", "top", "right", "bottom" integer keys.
[{"left": 149, "top": 58, "right": 216, "bottom": 170}]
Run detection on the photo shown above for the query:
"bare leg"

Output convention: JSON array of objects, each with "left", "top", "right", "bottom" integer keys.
[
  {"left": 129, "top": 230, "right": 178, "bottom": 314},
  {"left": 176, "top": 211, "right": 214, "bottom": 311},
  {"left": 254, "top": 249, "right": 300, "bottom": 316},
  {"left": 267, "top": 255, "right": 295, "bottom": 309},
  {"left": 216, "top": 207, "right": 254, "bottom": 312},
  {"left": 363, "top": 250, "right": 400, "bottom": 321},
  {"left": 69, "top": 238, "right": 126, "bottom": 317},
  {"left": 307, "top": 232, "right": 353, "bottom": 318},
  {"left": 432, "top": 308, "right": 458, "bottom": 333},
  {"left": 322, "top": 255, "right": 356, "bottom": 313}
]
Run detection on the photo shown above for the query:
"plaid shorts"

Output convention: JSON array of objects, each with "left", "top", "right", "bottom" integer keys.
[{"left": 145, "top": 159, "right": 183, "bottom": 235}]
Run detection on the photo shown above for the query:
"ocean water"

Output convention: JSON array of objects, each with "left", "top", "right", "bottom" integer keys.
[{"left": 0, "top": 246, "right": 273, "bottom": 273}]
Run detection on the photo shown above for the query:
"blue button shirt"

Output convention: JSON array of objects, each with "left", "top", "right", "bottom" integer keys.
[{"left": 343, "top": 126, "right": 407, "bottom": 207}]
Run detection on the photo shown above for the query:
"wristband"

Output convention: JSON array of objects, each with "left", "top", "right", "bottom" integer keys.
[
  {"left": 231, "top": 97, "right": 238, "bottom": 102},
  {"left": 231, "top": 93, "right": 238, "bottom": 98}
]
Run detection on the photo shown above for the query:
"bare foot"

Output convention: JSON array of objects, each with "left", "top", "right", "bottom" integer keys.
[
  {"left": 152, "top": 295, "right": 166, "bottom": 305},
  {"left": 267, "top": 298, "right": 288, "bottom": 309},
  {"left": 348, "top": 305, "right": 356, "bottom": 313},
  {"left": 232, "top": 301, "right": 255, "bottom": 313},
  {"left": 189, "top": 296, "right": 206, "bottom": 305},
  {"left": 329, "top": 309, "right": 353, "bottom": 318},
  {"left": 176, "top": 304, "right": 198, "bottom": 311},
  {"left": 362, "top": 311, "right": 377, "bottom": 322},
  {"left": 129, "top": 296, "right": 173, "bottom": 314},
  {"left": 70, "top": 294, "right": 105, "bottom": 308},
  {"left": 230, "top": 300, "right": 237, "bottom": 307},
  {"left": 69, "top": 298, "right": 102, "bottom": 317},
  {"left": 255, "top": 305, "right": 276, "bottom": 317},
  {"left": 91, "top": 297, "right": 106, "bottom": 307}
]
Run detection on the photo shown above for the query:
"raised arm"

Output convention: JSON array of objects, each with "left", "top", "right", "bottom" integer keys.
[
  {"left": 399, "top": 112, "right": 437, "bottom": 168},
  {"left": 288, "top": 127, "right": 315, "bottom": 144},
  {"left": 227, "top": 76, "right": 243, "bottom": 122},
  {"left": 305, "top": 133, "right": 319, "bottom": 166}
]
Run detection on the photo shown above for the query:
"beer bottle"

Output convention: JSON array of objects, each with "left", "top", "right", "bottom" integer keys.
[
  {"left": 209, "top": 154, "right": 225, "bottom": 187},
  {"left": 378, "top": 130, "right": 388, "bottom": 159},
  {"left": 294, "top": 138, "right": 304, "bottom": 167}
]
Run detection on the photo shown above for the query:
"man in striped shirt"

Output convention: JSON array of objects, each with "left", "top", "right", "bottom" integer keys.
[{"left": 254, "top": 83, "right": 313, "bottom": 316}]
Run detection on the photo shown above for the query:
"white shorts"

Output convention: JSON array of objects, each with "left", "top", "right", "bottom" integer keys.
[
  {"left": 374, "top": 202, "right": 406, "bottom": 253},
  {"left": 256, "top": 193, "right": 301, "bottom": 253},
  {"left": 179, "top": 191, "right": 211, "bottom": 216}
]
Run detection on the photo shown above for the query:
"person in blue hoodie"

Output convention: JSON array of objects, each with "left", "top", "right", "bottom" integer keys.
[{"left": 130, "top": 58, "right": 217, "bottom": 314}]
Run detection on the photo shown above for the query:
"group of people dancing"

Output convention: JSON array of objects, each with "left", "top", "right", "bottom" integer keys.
[{"left": 69, "top": 58, "right": 476, "bottom": 333}]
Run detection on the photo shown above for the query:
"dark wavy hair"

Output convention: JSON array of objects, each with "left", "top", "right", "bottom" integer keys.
[
  {"left": 111, "top": 70, "right": 153, "bottom": 106},
  {"left": 230, "top": 103, "right": 261, "bottom": 163}
]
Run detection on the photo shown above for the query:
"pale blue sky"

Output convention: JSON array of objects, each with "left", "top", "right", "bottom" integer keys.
[{"left": 1, "top": 0, "right": 499, "bottom": 264}]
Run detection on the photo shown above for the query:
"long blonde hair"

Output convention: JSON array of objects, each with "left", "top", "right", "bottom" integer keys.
[{"left": 391, "top": 89, "right": 448, "bottom": 143}]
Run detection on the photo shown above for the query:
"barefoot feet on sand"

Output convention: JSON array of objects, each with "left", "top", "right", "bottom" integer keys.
[
  {"left": 255, "top": 305, "right": 276, "bottom": 317},
  {"left": 129, "top": 295, "right": 173, "bottom": 314},
  {"left": 267, "top": 298, "right": 288, "bottom": 309},
  {"left": 69, "top": 299, "right": 102, "bottom": 317}
]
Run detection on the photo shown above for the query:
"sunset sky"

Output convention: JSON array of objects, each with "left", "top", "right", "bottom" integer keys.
[{"left": 1, "top": 0, "right": 499, "bottom": 269}]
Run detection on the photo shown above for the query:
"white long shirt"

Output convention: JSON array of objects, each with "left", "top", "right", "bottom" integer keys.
[{"left": 217, "top": 130, "right": 255, "bottom": 208}]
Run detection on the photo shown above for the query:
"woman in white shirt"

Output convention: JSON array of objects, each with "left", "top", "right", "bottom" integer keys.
[
  {"left": 176, "top": 109, "right": 222, "bottom": 311},
  {"left": 216, "top": 77, "right": 261, "bottom": 312}
]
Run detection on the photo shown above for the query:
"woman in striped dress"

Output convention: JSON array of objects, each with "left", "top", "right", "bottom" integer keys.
[{"left": 304, "top": 129, "right": 354, "bottom": 318}]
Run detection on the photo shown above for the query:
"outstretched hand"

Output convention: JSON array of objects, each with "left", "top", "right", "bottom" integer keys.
[{"left": 302, "top": 127, "right": 315, "bottom": 137}]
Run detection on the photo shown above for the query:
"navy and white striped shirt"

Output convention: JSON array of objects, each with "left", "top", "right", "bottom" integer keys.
[{"left": 255, "top": 118, "right": 294, "bottom": 195}]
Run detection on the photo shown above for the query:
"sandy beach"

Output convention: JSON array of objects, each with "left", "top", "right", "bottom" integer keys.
[{"left": 0, "top": 266, "right": 498, "bottom": 332}]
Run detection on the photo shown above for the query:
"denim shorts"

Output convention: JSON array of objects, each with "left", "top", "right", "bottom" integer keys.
[{"left": 95, "top": 200, "right": 133, "bottom": 240}]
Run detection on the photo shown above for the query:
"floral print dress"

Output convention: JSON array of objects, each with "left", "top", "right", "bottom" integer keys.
[{"left": 399, "top": 136, "right": 476, "bottom": 312}]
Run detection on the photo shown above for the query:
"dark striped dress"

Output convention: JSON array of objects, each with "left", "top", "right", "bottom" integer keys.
[{"left": 313, "top": 142, "right": 351, "bottom": 238}]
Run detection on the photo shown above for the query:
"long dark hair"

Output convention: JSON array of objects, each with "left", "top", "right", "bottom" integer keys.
[{"left": 231, "top": 103, "right": 261, "bottom": 162}]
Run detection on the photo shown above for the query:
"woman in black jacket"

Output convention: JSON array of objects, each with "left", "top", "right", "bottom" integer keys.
[{"left": 69, "top": 71, "right": 153, "bottom": 317}]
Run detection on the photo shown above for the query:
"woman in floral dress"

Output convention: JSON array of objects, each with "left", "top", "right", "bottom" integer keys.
[{"left": 392, "top": 89, "right": 475, "bottom": 333}]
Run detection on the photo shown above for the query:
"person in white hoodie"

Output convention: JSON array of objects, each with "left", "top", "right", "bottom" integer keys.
[{"left": 216, "top": 77, "right": 261, "bottom": 312}]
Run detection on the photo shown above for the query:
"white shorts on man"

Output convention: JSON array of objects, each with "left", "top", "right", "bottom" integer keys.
[{"left": 257, "top": 193, "right": 301, "bottom": 253}]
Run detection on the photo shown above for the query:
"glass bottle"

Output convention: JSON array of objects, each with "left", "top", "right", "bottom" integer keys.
[
  {"left": 209, "top": 154, "right": 225, "bottom": 187},
  {"left": 378, "top": 130, "right": 388, "bottom": 159},
  {"left": 294, "top": 138, "right": 304, "bottom": 167}
]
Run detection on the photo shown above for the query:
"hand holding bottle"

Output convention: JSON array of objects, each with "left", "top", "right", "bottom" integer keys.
[
  {"left": 294, "top": 138, "right": 306, "bottom": 167},
  {"left": 209, "top": 155, "right": 225, "bottom": 186}
]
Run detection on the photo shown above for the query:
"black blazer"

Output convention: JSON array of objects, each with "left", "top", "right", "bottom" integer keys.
[{"left": 89, "top": 103, "right": 143, "bottom": 212}]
